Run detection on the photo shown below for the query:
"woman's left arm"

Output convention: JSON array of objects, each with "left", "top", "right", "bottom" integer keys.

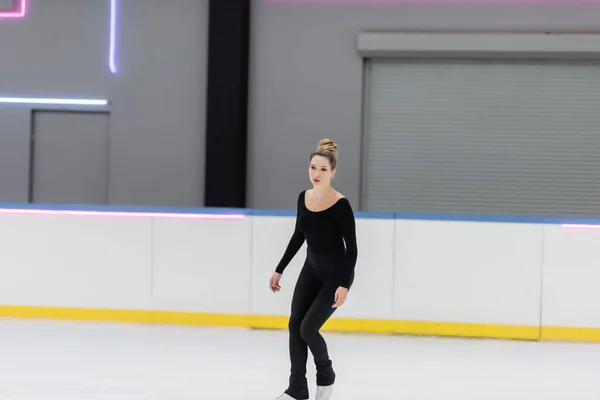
[{"left": 335, "top": 199, "right": 358, "bottom": 290}]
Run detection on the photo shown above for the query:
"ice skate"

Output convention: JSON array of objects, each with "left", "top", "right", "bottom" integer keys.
[{"left": 315, "top": 384, "right": 333, "bottom": 400}]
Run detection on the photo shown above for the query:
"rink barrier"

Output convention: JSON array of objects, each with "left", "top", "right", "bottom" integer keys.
[{"left": 0, "top": 203, "right": 599, "bottom": 343}]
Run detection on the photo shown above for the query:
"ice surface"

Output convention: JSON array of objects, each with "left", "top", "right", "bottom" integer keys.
[{"left": 0, "top": 318, "right": 598, "bottom": 399}]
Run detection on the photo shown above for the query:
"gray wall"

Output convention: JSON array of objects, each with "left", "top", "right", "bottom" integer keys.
[
  {"left": 247, "top": 1, "right": 600, "bottom": 210},
  {"left": 0, "top": 0, "right": 207, "bottom": 206},
  {"left": 4, "top": 1, "right": 600, "bottom": 210}
]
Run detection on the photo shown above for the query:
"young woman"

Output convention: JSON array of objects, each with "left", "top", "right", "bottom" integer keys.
[{"left": 269, "top": 138, "right": 359, "bottom": 400}]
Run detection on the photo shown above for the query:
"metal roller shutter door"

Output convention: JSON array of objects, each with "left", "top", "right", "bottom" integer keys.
[{"left": 361, "top": 58, "right": 600, "bottom": 218}]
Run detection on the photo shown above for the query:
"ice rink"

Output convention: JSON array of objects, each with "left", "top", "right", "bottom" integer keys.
[{"left": 0, "top": 318, "right": 599, "bottom": 399}]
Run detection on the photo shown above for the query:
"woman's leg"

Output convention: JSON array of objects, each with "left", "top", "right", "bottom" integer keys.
[
  {"left": 285, "top": 263, "right": 322, "bottom": 399},
  {"left": 298, "top": 279, "right": 339, "bottom": 388}
]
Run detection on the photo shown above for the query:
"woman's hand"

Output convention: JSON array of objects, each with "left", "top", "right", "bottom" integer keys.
[
  {"left": 269, "top": 272, "right": 282, "bottom": 293},
  {"left": 332, "top": 286, "right": 348, "bottom": 308}
]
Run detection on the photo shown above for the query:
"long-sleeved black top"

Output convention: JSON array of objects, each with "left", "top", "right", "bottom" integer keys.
[{"left": 274, "top": 190, "right": 358, "bottom": 288}]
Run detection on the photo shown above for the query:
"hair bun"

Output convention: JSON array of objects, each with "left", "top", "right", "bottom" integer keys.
[{"left": 317, "top": 138, "right": 338, "bottom": 153}]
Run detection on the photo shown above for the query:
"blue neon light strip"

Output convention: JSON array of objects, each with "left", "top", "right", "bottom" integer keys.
[{"left": 109, "top": 0, "right": 117, "bottom": 74}]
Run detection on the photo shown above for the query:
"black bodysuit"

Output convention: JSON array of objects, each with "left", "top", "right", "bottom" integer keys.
[
  {"left": 275, "top": 190, "right": 358, "bottom": 288},
  {"left": 275, "top": 190, "right": 359, "bottom": 400}
]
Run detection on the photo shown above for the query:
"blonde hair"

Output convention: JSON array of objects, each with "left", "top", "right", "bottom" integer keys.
[{"left": 310, "top": 138, "right": 339, "bottom": 170}]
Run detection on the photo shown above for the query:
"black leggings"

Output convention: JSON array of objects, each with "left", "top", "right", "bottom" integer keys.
[{"left": 284, "top": 252, "right": 354, "bottom": 400}]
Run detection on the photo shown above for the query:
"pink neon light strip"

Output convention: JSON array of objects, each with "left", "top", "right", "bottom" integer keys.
[
  {"left": 0, "top": 0, "right": 26, "bottom": 18},
  {"left": 562, "top": 224, "right": 600, "bottom": 230},
  {"left": 0, "top": 208, "right": 245, "bottom": 219}
]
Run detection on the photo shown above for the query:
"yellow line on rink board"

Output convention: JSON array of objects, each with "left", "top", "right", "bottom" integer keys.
[{"left": 0, "top": 305, "right": 598, "bottom": 343}]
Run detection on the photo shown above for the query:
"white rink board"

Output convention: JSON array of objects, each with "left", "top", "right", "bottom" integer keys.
[
  {"left": 0, "top": 213, "right": 153, "bottom": 310},
  {"left": 0, "top": 207, "right": 596, "bottom": 336},
  {"left": 393, "top": 219, "right": 544, "bottom": 326},
  {"left": 541, "top": 225, "right": 600, "bottom": 328},
  {"left": 152, "top": 217, "right": 252, "bottom": 314},
  {"left": 250, "top": 215, "right": 306, "bottom": 317},
  {"left": 333, "top": 216, "right": 395, "bottom": 320},
  {"left": 250, "top": 215, "right": 396, "bottom": 320}
]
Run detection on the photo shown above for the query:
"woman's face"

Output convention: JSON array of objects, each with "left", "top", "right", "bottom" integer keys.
[{"left": 309, "top": 155, "right": 335, "bottom": 186}]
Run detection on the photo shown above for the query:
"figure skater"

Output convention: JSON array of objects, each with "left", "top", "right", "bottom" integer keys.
[{"left": 269, "top": 138, "right": 359, "bottom": 400}]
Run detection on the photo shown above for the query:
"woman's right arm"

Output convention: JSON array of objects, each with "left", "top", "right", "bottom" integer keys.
[{"left": 274, "top": 193, "right": 305, "bottom": 274}]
